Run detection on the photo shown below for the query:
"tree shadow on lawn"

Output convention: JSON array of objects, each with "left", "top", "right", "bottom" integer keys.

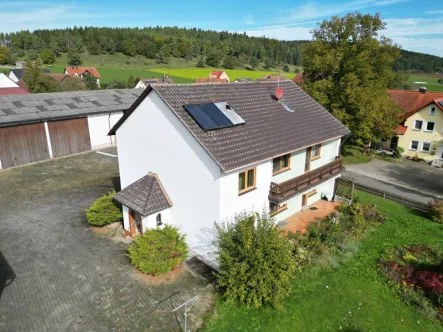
[{"left": 0, "top": 250, "right": 16, "bottom": 300}]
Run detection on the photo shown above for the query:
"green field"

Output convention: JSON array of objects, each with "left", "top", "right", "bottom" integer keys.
[
  {"left": 408, "top": 74, "right": 443, "bottom": 92},
  {"left": 48, "top": 65, "right": 194, "bottom": 84},
  {"left": 150, "top": 68, "right": 293, "bottom": 81},
  {"left": 43, "top": 52, "right": 298, "bottom": 85},
  {"left": 203, "top": 192, "right": 443, "bottom": 331}
]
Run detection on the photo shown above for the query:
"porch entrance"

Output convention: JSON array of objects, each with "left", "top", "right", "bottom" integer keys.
[
  {"left": 390, "top": 136, "right": 399, "bottom": 149},
  {"left": 129, "top": 210, "right": 143, "bottom": 236}
]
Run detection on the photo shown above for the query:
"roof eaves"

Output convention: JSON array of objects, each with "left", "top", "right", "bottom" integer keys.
[{"left": 108, "top": 86, "right": 153, "bottom": 135}]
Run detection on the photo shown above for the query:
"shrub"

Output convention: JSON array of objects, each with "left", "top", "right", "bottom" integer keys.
[
  {"left": 128, "top": 225, "right": 188, "bottom": 276},
  {"left": 428, "top": 199, "right": 443, "bottom": 224},
  {"left": 215, "top": 210, "right": 296, "bottom": 308},
  {"left": 85, "top": 191, "right": 122, "bottom": 227}
]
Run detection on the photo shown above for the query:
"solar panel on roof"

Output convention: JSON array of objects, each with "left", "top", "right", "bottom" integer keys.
[
  {"left": 439, "top": 101, "right": 443, "bottom": 108},
  {"left": 184, "top": 102, "right": 246, "bottom": 131},
  {"left": 184, "top": 104, "right": 219, "bottom": 130}
]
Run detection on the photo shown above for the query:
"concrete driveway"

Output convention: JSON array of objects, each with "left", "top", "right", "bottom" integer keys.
[
  {"left": 0, "top": 149, "right": 212, "bottom": 332},
  {"left": 345, "top": 159, "right": 443, "bottom": 200}
]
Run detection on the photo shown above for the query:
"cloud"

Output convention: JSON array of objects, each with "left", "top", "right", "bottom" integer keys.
[
  {"left": 243, "top": 15, "right": 255, "bottom": 25},
  {"left": 425, "top": 10, "right": 443, "bottom": 14}
]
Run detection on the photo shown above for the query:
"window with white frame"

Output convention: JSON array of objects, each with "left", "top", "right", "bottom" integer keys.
[
  {"left": 430, "top": 107, "right": 436, "bottom": 115},
  {"left": 421, "top": 142, "right": 431, "bottom": 153},
  {"left": 413, "top": 120, "right": 423, "bottom": 130},
  {"left": 410, "top": 140, "right": 419, "bottom": 151},
  {"left": 425, "top": 121, "right": 435, "bottom": 132}
]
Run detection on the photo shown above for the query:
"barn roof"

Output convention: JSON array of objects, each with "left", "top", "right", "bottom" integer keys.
[{"left": 0, "top": 89, "right": 142, "bottom": 127}]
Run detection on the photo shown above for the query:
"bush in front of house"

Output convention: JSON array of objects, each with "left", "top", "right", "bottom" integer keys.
[
  {"left": 428, "top": 199, "right": 443, "bottom": 224},
  {"left": 128, "top": 225, "right": 188, "bottom": 276},
  {"left": 215, "top": 210, "right": 296, "bottom": 308},
  {"left": 85, "top": 191, "right": 122, "bottom": 227}
]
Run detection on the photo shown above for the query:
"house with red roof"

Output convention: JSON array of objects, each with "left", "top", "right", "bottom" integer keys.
[
  {"left": 388, "top": 88, "right": 443, "bottom": 162},
  {"left": 208, "top": 71, "right": 229, "bottom": 82},
  {"left": 64, "top": 67, "right": 101, "bottom": 87}
]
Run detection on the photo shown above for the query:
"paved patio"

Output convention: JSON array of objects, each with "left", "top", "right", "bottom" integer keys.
[
  {"left": 0, "top": 148, "right": 213, "bottom": 332},
  {"left": 281, "top": 200, "right": 340, "bottom": 234}
]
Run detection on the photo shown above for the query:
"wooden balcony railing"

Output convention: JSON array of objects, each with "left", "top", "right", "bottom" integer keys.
[{"left": 269, "top": 158, "right": 343, "bottom": 203}]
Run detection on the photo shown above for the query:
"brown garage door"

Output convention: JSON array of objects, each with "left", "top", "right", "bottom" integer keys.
[
  {"left": 0, "top": 123, "right": 50, "bottom": 169},
  {"left": 48, "top": 118, "right": 91, "bottom": 158}
]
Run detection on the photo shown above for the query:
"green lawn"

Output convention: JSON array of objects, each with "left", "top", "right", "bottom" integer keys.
[
  {"left": 408, "top": 74, "right": 443, "bottom": 92},
  {"left": 203, "top": 192, "right": 443, "bottom": 331},
  {"left": 341, "top": 144, "right": 373, "bottom": 165}
]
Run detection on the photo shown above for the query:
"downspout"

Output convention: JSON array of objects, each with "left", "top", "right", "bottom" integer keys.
[
  {"left": 108, "top": 113, "right": 112, "bottom": 145},
  {"left": 339, "top": 133, "right": 351, "bottom": 157}
]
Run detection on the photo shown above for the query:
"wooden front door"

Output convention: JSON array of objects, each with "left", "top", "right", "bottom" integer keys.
[
  {"left": 129, "top": 210, "right": 137, "bottom": 237},
  {"left": 302, "top": 194, "right": 307, "bottom": 209}
]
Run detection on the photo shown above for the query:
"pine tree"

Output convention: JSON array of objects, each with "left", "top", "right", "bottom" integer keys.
[
  {"left": 127, "top": 74, "right": 135, "bottom": 88},
  {"left": 196, "top": 55, "right": 205, "bottom": 68}
]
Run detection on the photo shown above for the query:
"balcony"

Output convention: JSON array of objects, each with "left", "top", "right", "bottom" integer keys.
[{"left": 269, "top": 158, "right": 343, "bottom": 203}]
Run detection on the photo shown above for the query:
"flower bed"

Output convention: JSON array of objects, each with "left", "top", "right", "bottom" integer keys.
[{"left": 379, "top": 245, "right": 443, "bottom": 322}]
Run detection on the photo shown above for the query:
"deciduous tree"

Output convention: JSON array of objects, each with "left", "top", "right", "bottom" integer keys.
[
  {"left": 40, "top": 48, "right": 55, "bottom": 64},
  {"left": 302, "top": 12, "right": 403, "bottom": 145}
]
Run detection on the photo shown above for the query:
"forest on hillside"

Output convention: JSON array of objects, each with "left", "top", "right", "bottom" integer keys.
[{"left": 0, "top": 26, "right": 441, "bottom": 72}]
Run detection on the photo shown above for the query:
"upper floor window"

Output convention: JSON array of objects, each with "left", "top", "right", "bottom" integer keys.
[
  {"left": 156, "top": 213, "right": 162, "bottom": 227},
  {"left": 430, "top": 107, "right": 436, "bottom": 116},
  {"left": 425, "top": 121, "right": 435, "bottom": 132},
  {"left": 413, "top": 120, "right": 423, "bottom": 130},
  {"left": 272, "top": 153, "right": 291, "bottom": 175},
  {"left": 310, "top": 144, "right": 322, "bottom": 160},
  {"left": 238, "top": 167, "right": 256, "bottom": 195}
]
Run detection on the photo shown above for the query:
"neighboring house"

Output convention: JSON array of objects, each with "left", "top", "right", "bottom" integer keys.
[
  {"left": 16, "top": 61, "right": 26, "bottom": 69},
  {"left": 293, "top": 73, "right": 305, "bottom": 86},
  {"left": 8, "top": 68, "right": 51, "bottom": 83},
  {"left": 234, "top": 78, "right": 253, "bottom": 83},
  {"left": 0, "top": 89, "right": 141, "bottom": 169},
  {"left": 135, "top": 77, "right": 175, "bottom": 89},
  {"left": 256, "top": 74, "right": 285, "bottom": 82},
  {"left": 64, "top": 67, "right": 101, "bottom": 86},
  {"left": 0, "top": 73, "right": 19, "bottom": 88},
  {"left": 388, "top": 88, "right": 443, "bottom": 161},
  {"left": 194, "top": 78, "right": 227, "bottom": 84},
  {"left": 209, "top": 70, "right": 229, "bottom": 82},
  {"left": 109, "top": 81, "right": 349, "bottom": 259}
]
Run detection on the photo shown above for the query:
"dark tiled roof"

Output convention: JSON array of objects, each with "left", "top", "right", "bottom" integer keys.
[
  {"left": 9, "top": 69, "right": 24, "bottom": 80},
  {"left": 110, "top": 81, "right": 350, "bottom": 172},
  {"left": 113, "top": 173, "right": 172, "bottom": 216},
  {"left": 0, "top": 89, "right": 142, "bottom": 127}
]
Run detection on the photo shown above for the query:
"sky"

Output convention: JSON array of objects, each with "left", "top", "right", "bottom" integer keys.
[{"left": 1, "top": 0, "right": 443, "bottom": 56}]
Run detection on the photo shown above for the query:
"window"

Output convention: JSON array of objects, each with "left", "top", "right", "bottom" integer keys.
[
  {"left": 430, "top": 107, "right": 436, "bottom": 115},
  {"left": 156, "top": 213, "right": 162, "bottom": 227},
  {"left": 410, "top": 140, "right": 419, "bottom": 151},
  {"left": 238, "top": 167, "right": 256, "bottom": 194},
  {"left": 425, "top": 121, "right": 435, "bottom": 132},
  {"left": 307, "top": 189, "right": 317, "bottom": 198},
  {"left": 413, "top": 120, "right": 423, "bottom": 130},
  {"left": 272, "top": 153, "right": 291, "bottom": 174},
  {"left": 310, "top": 144, "right": 322, "bottom": 160},
  {"left": 270, "top": 202, "right": 288, "bottom": 216},
  {"left": 421, "top": 142, "right": 431, "bottom": 153}
]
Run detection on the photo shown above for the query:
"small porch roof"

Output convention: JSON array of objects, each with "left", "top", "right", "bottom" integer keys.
[{"left": 113, "top": 172, "right": 172, "bottom": 216}]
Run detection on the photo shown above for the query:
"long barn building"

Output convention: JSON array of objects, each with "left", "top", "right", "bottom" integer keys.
[{"left": 0, "top": 89, "right": 141, "bottom": 169}]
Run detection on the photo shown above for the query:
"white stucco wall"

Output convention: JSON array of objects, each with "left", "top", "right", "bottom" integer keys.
[
  {"left": 0, "top": 73, "right": 19, "bottom": 88},
  {"left": 87, "top": 113, "right": 122, "bottom": 148},
  {"left": 116, "top": 91, "right": 221, "bottom": 254},
  {"left": 219, "top": 160, "right": 273, "bottom": 222},
  {"left": 135, "top": 80, "right": 147, "bottom": 89}
]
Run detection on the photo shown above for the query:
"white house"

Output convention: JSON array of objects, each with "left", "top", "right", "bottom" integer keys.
[
  {"left": 209, "top": 71, "right": 229, "bottom": 82},
  {"left": 110, "top": 81, "right": 350, "bottom": 259},
  {"left": 135, "top": 77, "right": 175, "bottom": 89},
  {"left": 0, "top": 73, "right": 19, "bottom": 88}
]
